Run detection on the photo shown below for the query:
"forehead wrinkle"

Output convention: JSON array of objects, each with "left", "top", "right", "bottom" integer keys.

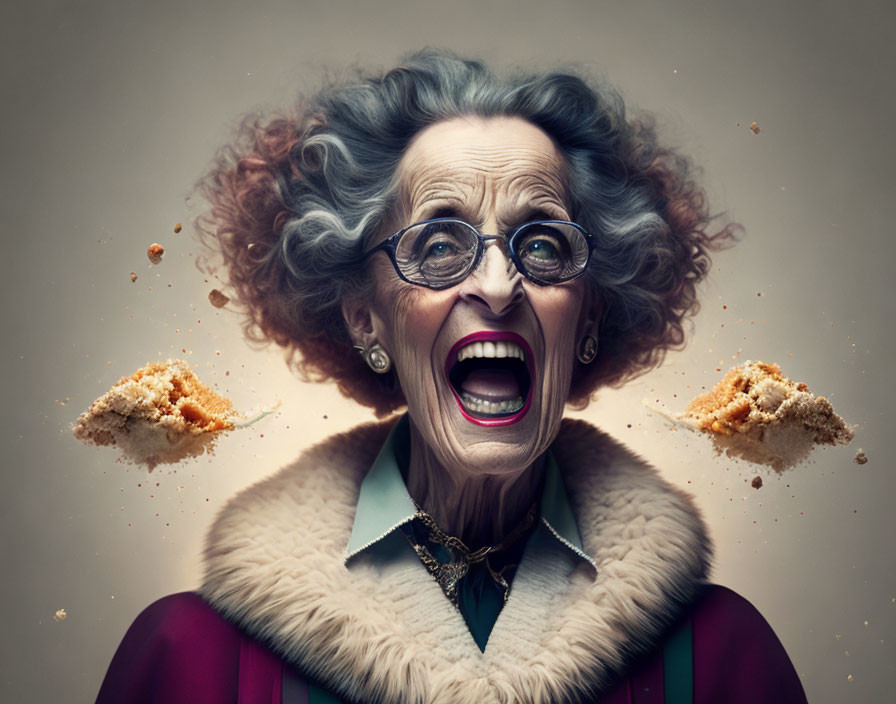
[
  {"left": 409, "top": 139, "right": 561, "bottom": 166},
  {"left": 498, "top": 173, "right": 569, "bottom": 219},
  {"left": 402, "top": 158, "right": 474, "bottom": 205},
  {"left": 407, "top": 168, "right": 566, "bottom": 222},
  {"left": 407, "top": 176, "right": 494, "bottom": 223},
  {"left": 397, "top": 121, "right": 571, "bottom": 225},
  {"left": 402, "top": 140, "right": 565, "bottom": 181},
  {"left": 415, "top": 177, "right": 474, "bottom": 209}
]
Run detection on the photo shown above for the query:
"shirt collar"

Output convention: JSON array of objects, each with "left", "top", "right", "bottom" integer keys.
[
  {"left": 538, "top": 450, "right": 596, "bottom": 569},
  {"left": 344, "top": 415, "right": 596, "bottom": 570},
  {"left": 343, "top": 415, "right": 418, "bottom": 559}
]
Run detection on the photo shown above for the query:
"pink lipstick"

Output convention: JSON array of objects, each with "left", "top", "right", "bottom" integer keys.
[{"left": 444, "top": 331, "right": 535, "bottom": 427}]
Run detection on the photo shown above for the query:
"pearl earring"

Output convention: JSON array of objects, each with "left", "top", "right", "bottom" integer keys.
[
  {"left": 576, "top": 335, "right": 598, "bottom": 364},
  {"left": 358, "top": 343, "right": 392, "bottom": 374}
]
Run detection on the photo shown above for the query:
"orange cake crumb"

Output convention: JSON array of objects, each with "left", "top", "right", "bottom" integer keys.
[
  {"left": 208, "top": 289, "right": 229, "bottom": 308},
  {"left": 73, "top": 360, "right": 235, "bottom": 470},
  {"left": 147, "top": 243, "right": 165, "bottom": 264},
  {"left": 682, "top": 361, "right": 853, "bottom": 471}
]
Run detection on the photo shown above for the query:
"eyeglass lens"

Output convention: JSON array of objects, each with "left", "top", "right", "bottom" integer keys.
[{"left": 394, "top": 220, "right": 589, "bottom": 288}]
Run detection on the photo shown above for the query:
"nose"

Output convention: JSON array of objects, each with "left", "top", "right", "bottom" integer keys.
[{"left": 459, "top": 238, "right": 525, "bottom": 316}]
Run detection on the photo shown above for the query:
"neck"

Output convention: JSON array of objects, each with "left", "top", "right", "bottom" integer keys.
[{"left": 403, "top": 419, "right": 545, "bottom": 549}]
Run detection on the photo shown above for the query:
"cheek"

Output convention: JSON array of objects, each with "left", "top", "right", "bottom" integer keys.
[
  {"left": 537, "top": 287, "right": 586, "bottom": 394},
  {"left": 378, "top": 287, "right": 457, "bottom": 425},
  {"left": 376, "top": 288, "right": 427, "bottom": 353},
  {"left": 539, "top": 283, "right": 585, "bottom": 345},
  {"left": 370, "top": 277, "right": 451, "bottom": 378},
  {"left": 367, "top": 262, "right": 418, "bottom": 348},
  {"left": 543, "top": 326, "right": 579, "bottom": 400}
]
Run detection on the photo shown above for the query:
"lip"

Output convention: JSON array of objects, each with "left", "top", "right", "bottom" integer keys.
[{"left": 444, "top": 331, "right": 536, "bottom": 427}]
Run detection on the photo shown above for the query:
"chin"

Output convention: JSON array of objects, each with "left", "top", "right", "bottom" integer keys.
[{"left": 432, "top": 388, "right": 564, "bottom": 475}]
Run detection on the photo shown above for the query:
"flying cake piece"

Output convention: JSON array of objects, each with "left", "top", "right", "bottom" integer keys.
[
  {"left": 681, "top": 361, "right": 853, "bottom": 471},
  {"left": 73, "top": 360, "right": 236, "bottom": 471},
  {"left": 147, "top": 243, "right": 165, "bottom": 264}
]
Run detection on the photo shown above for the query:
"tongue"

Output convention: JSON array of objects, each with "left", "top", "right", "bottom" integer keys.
[{"left": 460, "top": 368, "right": 520, "bottom": 400}]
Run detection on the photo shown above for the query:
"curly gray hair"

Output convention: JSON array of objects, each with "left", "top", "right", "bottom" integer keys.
[{"left": 197, "top": 50, "right": 736, "bottom": 416}]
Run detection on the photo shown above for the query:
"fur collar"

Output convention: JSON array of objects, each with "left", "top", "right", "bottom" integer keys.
[{"left": 200, "top": 418, "right": 712, "bottom": 704}]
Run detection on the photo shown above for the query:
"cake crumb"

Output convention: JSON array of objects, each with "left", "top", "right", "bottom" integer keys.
[
  {"left": 750, "top": 121, "right": 761, "bottom": 134},
  {"left": 129, "top": 272, "right": 137, "bottom": 283},
  {"left": 681, "top": 361, "right": 853, "bottom": 471},
  {"left": 208, "top": 289, "right": 229, "bottom": 308},
  {"left": 751, "top": 476, "right": 763, "bottom": 489},
  {"left": 73, "top": 360, "right": 236, "bottom": 471},
  {"left": 853, "top": 449, "right": 868, "bottom": 465},
  {"left": 53, "top": 609, "right": 67, "bottom": 622},
  {"left": 173, "top": 223, "right": 182, "bottom": 233},
  {"left": 147, "top": 244, "right": 165, "bottom": 264}
]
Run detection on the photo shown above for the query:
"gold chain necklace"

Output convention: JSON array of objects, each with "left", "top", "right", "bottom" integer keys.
[{"left": 403, "top": 502, "right": 538, "bottom": 606}]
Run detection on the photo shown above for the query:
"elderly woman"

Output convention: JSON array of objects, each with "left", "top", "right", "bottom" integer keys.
[{"left": 97, "top": 52, "right": 807, "bottom": 703}]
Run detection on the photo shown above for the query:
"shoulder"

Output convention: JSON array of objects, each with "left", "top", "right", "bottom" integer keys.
[
  {"left": 131, "top": 591, "right": 242, "bottom": 642},
  {"left": 553, "top": 418, "right": 714, "bottom": 612},
  {"left": 96, "top": 592, "right": 242, "bottom": 704},
  {"left": 554, "top": 417, "right": 701, "bottom": 511},
  {"left": 692, "top": 584, "right": 772, "bottom": 633},
  {"left": 691, "top": 584, "right": 793, "bottom": 654},
  {"left": 208, "top": 418, "right": 395, "bottom": 531},
  {"left": 690, "top": 585, "right": 808, "bottom": 704}
]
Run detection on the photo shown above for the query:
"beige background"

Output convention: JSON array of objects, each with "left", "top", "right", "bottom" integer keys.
[{"left": 2, "top": 0, "right": 893, "bottom": 701}]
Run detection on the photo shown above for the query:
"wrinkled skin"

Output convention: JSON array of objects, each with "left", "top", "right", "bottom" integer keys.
[{"left": 344, "top": 117, "right": 600, "bottom": 547}]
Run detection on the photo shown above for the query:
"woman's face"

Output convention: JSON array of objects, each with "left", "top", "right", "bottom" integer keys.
[{"left": 353, "top": 116, "right": 596, "bottom": 475}]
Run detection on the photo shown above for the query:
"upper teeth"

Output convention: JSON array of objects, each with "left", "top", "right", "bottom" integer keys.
[{"left": 457, "top": 340, "right": 525, "bottom": 363}]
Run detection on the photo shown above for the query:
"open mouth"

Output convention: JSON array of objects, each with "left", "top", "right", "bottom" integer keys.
[{"left": 445, "top": 332, "right": 535, "bottom": 426}]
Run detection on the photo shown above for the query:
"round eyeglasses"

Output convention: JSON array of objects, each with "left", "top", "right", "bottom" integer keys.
[{"left": 364, "top": 218, "right": 593, "bottom": 290}]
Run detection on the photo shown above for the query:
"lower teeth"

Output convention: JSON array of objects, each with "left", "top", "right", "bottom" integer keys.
[{"left": 459, "top": 393, "right": 524, "bottom": 416}]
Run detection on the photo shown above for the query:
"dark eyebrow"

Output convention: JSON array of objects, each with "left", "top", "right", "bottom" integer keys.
[
  {"left": 418, "top": 205, "right": 564, "bottom": 229},
  {"left": 525, "top": 208, "right": 559, "bottom": 221},
  {"left": 500, "top": 207, "right": 559, "bottom": 230},
  {"left": 429, "top": 206, "right": 464, "bottom": 221},
  {"left": 413, "top": 204, "right": 469, "bottom": 224}
]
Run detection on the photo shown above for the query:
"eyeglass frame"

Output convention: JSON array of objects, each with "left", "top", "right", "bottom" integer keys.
[{"left": 363, "top": 217, "right": 594, "bottom": 290}]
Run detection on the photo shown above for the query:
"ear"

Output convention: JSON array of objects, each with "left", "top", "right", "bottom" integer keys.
[
  {"left": 341, "top": 295, "right": 376, "bottom": 348},
  {"left": 576, "top": 285, "right": 603, "bottom": 341}
]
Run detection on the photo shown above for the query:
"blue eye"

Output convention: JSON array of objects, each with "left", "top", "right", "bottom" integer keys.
[
  {"left": 426, "top": 241, "right": 455, "bottom": 258},
  {"left": 398, "top": 220, "right": 479, "bottom": 284},
  {"left": 521, "top": 238, "right": 560, "bottom": 261}
]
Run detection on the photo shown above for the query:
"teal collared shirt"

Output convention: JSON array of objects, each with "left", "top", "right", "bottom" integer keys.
[{"left": 344, "top": 415, "right": 596, "bottom": 650}]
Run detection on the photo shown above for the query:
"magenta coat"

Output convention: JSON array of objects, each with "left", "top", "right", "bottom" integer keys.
[{"left": 96, "top": 584, "right": 807, "bottom": 703}]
